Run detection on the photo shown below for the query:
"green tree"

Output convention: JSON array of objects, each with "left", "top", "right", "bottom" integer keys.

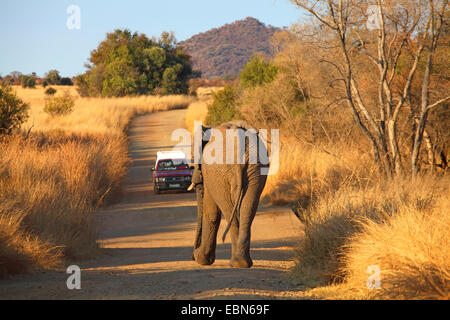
[
  {"left": 205, "top": 85, "right": 240, "bottom": 126},
  {"left": 101, "top": 46, "right": 138, "bottom": 97},
  {"left": 0, "top": 86, "right": 29, "bottom": 135},
  {"left": 60, "top": 77, "right": 73, "bottom": 85},
  {"left": 76, "top": 29, "right": 192, "bottom": 97},
  {"left": 20, "top": 75, "right": 36, "bottom": 88},
  {"left": 45, "top": 70, "right": 62, "bottom": 85},
  {"left": 162, "top": 64, "right": 188, "bottom": 94},
  {"left": 240, "top": 55, "right": 278, "bottom": 88}
]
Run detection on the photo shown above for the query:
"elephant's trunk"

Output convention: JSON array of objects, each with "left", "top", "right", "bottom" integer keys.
[{"left": 193, "top": 184, "right": 204, "bottom": 250}]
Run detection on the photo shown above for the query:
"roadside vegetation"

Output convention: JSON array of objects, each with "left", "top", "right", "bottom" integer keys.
[
  {"left": 185, "top": 0, "right": 449, "bottom": 299},
  {"left": 76, "top": 29, "right": 194, "bottom": 97},
  {"left": 0, "top": 85, "right": 194, "bottom": 277}
]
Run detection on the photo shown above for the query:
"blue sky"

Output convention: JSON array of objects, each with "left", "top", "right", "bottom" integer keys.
[{"left": 0, "top": 0, "right": 304, "bottom": 78}]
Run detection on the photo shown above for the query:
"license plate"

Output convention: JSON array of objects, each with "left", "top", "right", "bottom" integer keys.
[{"left": 169, "top": 184, "right": 181, "bottom": 188}]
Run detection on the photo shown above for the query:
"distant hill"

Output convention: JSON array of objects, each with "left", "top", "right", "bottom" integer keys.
[{"left": 180, "top": 17, "right": 281, "bottom": 79}]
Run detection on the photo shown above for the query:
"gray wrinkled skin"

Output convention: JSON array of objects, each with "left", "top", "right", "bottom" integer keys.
[{"left": 192, "top": 121, "right": 268, "bottom": 268}]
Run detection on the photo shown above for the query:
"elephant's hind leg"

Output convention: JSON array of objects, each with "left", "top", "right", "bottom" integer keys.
[
  {"left": 230, "top": 176, "right": 266, "bottom": 268},
  {"left": 193, "top": 187, "right": 220, "bottom": 266}
]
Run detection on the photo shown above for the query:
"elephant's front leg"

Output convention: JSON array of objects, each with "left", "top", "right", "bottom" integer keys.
[{"left": 193, "top": 187, "right": 220, "bottom": 266}]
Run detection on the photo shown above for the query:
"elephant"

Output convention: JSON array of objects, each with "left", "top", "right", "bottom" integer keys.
[{"left": 191, "top": 120, "right": 268, "bottom": 268}]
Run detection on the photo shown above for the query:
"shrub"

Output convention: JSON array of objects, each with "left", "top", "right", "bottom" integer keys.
[
  {"left": 74, "top": 73, "right": 90, "bottom": 97},
  {"left": 44, "top": 93, "right": 75, "bottom": 117},
  {"left": 45, "top": 87, "right": 57, "bottom": 96},
  {"left": 0, "top": 86, "right": 29, "bottom": 135},
  {"left": 240, "top": 54, "right": 278, "bottom": 88},
  {"left": 204, "top": 85, "right": 240, "bottom": 126},
  {"left": 45, "top": 70, "right": 62, "bottom": 85},
  {"left": 20, "top": 75, "right": 36, "bottom": 88},
  {"left": 60, "top": 77, "right": 73, "bottom": 86}
]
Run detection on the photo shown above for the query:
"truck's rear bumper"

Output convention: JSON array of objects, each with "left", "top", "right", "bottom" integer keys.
[{"left": 154, "top": 181, "right": 191, "bottom": 190}]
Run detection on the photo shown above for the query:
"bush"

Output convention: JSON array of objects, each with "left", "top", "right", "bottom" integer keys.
[
  {"left": 0, "top": 86, "right": 29, "bottom": 135},
  {"left": 240, "top": 54, "right": 278, "bottom": 88},
  {"left": 45, "top": 70, "right": 62, "bottom": 85},
  {"left": 205, "top": 85, "right": 240, "bottom": 126},
  {"left": 74, "top": 73, "right": 90, "bottom": 97},
  {"left": 60, "top": 77, "right": 73, "bottom": 86},
  {"left": 44, "top": 93, "right": 75, "bottom": 117},
  {"left": 20, "top": 75, "right": 36, "bottom": 88},
  {"left": 45, "top": 87, "right": 57, "bottom": 96}
]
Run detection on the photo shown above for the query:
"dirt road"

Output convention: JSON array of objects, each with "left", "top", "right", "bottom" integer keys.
[{"left": 0, "top": 109, "right": 306, "bottom": 300}]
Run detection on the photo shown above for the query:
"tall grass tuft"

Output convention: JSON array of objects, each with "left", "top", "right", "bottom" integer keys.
[
  {"left": 340, "top": 183, "right": 449, "bottom": 299},
  {"left": 290, "top": 175, "right": 449, "bottom": 299}
]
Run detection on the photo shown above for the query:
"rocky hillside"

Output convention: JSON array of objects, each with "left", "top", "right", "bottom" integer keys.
[{"left": 180, "top": 17, "right": 280, "bottom": 79}]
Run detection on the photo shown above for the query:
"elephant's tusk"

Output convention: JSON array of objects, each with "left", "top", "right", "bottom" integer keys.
[{"left": 187, "top": 183, "right": 195, "bottom": 191}]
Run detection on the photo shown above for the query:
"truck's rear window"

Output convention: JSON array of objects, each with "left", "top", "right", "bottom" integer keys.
[{"left": 157, "top": 159, "right": 188, "bottom": 171}]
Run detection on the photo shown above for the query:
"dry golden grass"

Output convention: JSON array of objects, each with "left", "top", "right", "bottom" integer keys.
[
  {"left": 261, "top": 139, "right": 376, "bottom": 206},
  {"left": 341, "top": 187, "right": 450, "bottom": 300},
  {"left": 195, "top": 86, "right": 223, "bottom": 99},
  {"left": 290, "top": 175, "right": 449, "bottom": 299},
  {"left": 0, "top": 132, "right": 128, "bottom": 276},
  {"left": 14, "top": 86, "right": 195, "bottom": 135},
  {"left": 0, "top": 86, "right": 195, "bottom": 277},
  {"left": 13, "top": 85, "right": 80, "bottom": 102},
  {"left": 184, "top": 100, "right": 209, "bottom": 134},
  {"left": 0, "top": 204, "right": 62, "bottom": 276},
  {"left": 289, "top": 185, "right": 381, "bottom": 287}
]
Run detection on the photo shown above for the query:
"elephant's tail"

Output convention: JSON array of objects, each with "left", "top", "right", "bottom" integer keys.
[{"left": 222, "top": 169, "right": 244, "bottom": 243}]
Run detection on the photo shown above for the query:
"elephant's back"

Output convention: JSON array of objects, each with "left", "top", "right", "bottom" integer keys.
[{"left": 202, "top": 123, "right": 268, "bottom": 166}]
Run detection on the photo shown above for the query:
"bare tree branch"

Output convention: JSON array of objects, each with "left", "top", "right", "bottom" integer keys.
[{"left": 427, "top": 96, "right": 450, "bottom": 111}]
